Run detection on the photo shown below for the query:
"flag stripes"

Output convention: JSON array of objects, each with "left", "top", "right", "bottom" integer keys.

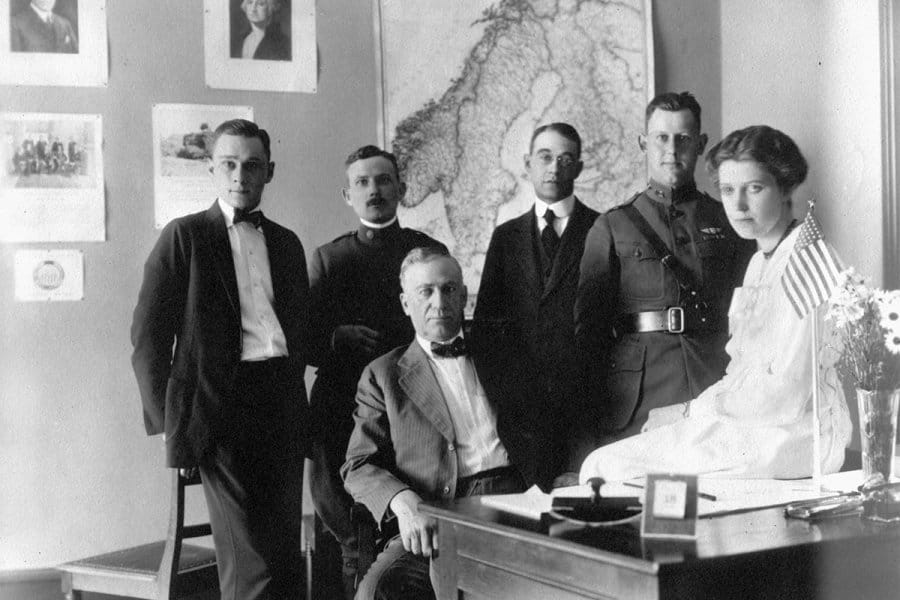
[{"left": 781, "top": 212, "right": 842, "bottom": 318}]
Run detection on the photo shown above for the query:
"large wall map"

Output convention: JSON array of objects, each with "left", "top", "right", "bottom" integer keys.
[{"left": 376, "top": 0, "right": 653, "bottom": 301}]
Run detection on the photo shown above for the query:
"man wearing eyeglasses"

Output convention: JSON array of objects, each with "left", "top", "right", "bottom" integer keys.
[
  {"left": 131, "top": 119, "right": 310, "bottom": 599},
  {"left": 474, "top": 123, "right": 599, "bottom": 486},
  {"left": 575, "top": 92, "right": 754, "bottom": 448}
]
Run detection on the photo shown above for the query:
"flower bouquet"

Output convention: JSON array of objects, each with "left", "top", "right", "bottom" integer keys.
[{"left": 826, "top": 268, "right": 900, "bottom": 511}]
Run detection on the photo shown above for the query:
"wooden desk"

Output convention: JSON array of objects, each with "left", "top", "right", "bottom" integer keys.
[{"left": 423, "top": 499, "right": 900, "bottom": 600}]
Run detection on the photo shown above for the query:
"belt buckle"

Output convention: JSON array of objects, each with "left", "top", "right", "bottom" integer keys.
[{"left": 667, "top": 307, "right": 684, "bottom": 333}]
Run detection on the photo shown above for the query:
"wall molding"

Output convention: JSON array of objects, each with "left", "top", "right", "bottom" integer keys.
[{"left": 882, "top": 0, "right": 900, "bottom": 288}]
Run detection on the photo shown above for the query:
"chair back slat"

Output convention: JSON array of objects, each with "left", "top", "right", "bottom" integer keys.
[{"left": 182, "top": 524, "right": 213, "bottom": 539}]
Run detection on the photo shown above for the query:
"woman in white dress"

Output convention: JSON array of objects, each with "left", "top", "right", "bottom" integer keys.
[{"left": 580, "top": 125, "right": 851, "bottom": 482}]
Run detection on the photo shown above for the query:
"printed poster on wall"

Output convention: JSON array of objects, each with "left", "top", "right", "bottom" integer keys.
[
  {"left": 0, "top": 112, "right": 104, "bottom": 241},
  {"left": 204, "top": 0, "right": 317, "bottom": 93},
  {"left": 152, "top": 103, "right": 254, "bottom": 229},
  {"left": 0, "top": 0, "right": 108, "bottom": 87},
  {"left": 14, "top": 248, "right": 83, "bottom": 301}
]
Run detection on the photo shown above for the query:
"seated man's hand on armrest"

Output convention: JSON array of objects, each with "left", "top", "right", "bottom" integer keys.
[{"left": 389, "top": 489, "right": 438, "bottom": 558}]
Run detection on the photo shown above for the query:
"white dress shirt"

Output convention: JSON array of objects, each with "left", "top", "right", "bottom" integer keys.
[
  {"left": 534, "top": 194, "right": 575, "bottom": 237},
  {"left": 360, "top": 215, "right": 398, "bottom": 229},
  {"left": 417, "top": 334, "right": 509, "bottom": 477},
  {"left": 218, "top": 198, "right": 288, "bottom": 361},
  {"left": 30, "top": 3, "right": 53, "bottom": 23}
]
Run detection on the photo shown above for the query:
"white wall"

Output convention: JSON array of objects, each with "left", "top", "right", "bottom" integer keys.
[
  {"left": 0, "top": 0, "right": 379, "bottom": 571},
  {"left": 721, "top": 0, "right": 883, "bottom": 284}
]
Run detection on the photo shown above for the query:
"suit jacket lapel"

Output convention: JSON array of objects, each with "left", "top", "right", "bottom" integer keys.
[
  {"left": 511, "top": 211, "right": 543, "bottom": 296},
  {"left": 205, "top": 202, "right": 240, "bottom": 317},
  {"left": 398, "top": 342, "right": 456, "bottom": 442},
  {"left": 262, "top": 217, "right": 288, "bottom": 314},
  {"left": 542, "top": 198, "right": 589, "bottom": 300}
]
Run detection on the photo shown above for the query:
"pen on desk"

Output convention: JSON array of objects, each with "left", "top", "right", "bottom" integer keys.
[{"left": 622, "top": 481, "right": 718, "bottom": 502}]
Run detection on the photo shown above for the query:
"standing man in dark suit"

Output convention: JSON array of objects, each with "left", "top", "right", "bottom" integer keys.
[
  {"left": 11, "top": 0, "right": 78, "bottom": 53},
  {"left": 307, "top": 145, "right": 444, "bottom": 599},
  {"left": 343, "top": 246, "right": 540, "bottom": 600},
  {"left": 231, "top": 0, "right": 290, "bottom": 61},
  {"left": 474, "top": 122, "right": 598, "bottom": 480},
  {"left": 131, "top": 119, "right": 310, "bottom": 600},
  {"left": 575, "top": 92, "right": 754, "bottom": 446}
]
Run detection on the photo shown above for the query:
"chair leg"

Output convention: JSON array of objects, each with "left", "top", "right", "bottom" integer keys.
[{"left": 60, "top": 572, "right": 82, "bottom": 600}]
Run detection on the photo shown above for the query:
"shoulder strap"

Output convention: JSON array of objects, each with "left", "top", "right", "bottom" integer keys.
[{"left": 620, "top": 204, "right": 696, "bottom": 291}]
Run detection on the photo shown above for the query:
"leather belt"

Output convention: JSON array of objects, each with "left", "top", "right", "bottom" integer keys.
[{"left": 622, "top": 307, "right": 684, "bottom": 334}]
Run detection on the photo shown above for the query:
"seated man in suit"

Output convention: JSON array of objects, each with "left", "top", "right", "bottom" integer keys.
[
  {"left": 342, "top": 246, "right": 541, "bottom": 600},
  {"left": 231, "top": 0, "right": 290, "bottom": 61}
]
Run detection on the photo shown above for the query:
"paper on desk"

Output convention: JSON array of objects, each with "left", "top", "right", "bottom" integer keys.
[
  {"left": 480, "top": 478, "right": 835, "bottom": 519},
  {"left": 479, "top": 481, "right": 641, "bottom": 520},
  {"left": 692, "top": 478, "right": 830, "bottom": 516},
  {"left": 479, "top": 485, "right": 552, "bottom": 519}
]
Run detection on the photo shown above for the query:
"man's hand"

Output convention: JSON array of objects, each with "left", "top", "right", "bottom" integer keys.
[
  {"left": 641, "top": 403, "right": 688, "bottom": 433},
  {"left": 333, "top": 325, "right": 383, "bottom": 357},
  {"left": 389, "top": 489, "right": 438, "bottom": 557}
]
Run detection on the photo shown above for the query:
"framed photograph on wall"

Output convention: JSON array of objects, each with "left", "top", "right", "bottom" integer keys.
[
  {"left": 152, "top": 103, "right": 254, "bottom": 228},
  {"left": 373, "top": 0, "right": 653, "bottom": 305},
  {"left": 204, "top": 0, "right": 317, "bottom": 93},
  {"left": 0, "top": 0, "right": 108, "bottom": 87},
  {"left": 0, "top": 112, "right": 104, "bottom": 241}
]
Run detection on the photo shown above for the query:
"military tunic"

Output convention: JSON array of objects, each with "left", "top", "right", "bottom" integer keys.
[
  {"left": 575, "top": 180, "right": 755, "bottom": 444},
  {"left": 307, "top": 220, "right": 444, "bottom": 574}
]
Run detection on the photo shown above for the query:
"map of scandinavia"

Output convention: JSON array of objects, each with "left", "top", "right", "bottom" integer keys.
[{"left": 380, "top": 0, "right": 651, "bottom": 301}]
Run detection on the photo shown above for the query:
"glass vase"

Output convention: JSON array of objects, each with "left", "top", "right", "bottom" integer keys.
[{"left": 856, "top": 388, "right": 899, "bottom": 483}]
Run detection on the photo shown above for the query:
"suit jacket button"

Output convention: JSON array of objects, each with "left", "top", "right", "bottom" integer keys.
[
  {"left": 448, "top": 443, "right": 455, "bottom": 452},
  {"left": 443, "top": 486, "right": 451, "bottom": 495}
]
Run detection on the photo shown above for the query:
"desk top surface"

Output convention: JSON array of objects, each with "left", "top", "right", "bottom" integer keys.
[{"left": 421, "top": 497, "right": 900, "bottom": 570}]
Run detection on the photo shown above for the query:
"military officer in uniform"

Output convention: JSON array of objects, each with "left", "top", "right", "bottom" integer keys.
[
  {"left": 575, "top": 91, "right": 754, "bottom": 445},
  {"left": 307, "top": 145, "right": 445, "bottom": 599}
]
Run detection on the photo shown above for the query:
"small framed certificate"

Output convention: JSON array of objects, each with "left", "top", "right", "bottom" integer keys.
[{"left": 640, "top": 473, "right": 699, "bottom": 539}]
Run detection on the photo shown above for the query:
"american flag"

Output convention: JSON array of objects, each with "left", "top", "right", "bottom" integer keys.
[{"left": 781, "top": 210, "right": 842, "bottom": 318}]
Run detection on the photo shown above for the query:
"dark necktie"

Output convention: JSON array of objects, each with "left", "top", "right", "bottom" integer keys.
[
  {"left": 541, "top": 209, "right": 560, "bottom": 260},
  {"left": 233, "top": 209, "right": 264, "bottom": 228},
  {"left": 431, "top": 337, "right": 467, "bottom": 358}
]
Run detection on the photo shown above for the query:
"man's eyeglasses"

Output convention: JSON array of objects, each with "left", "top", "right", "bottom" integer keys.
[{"left": 533, "top": 152, "right": 578, "bottom": 169}]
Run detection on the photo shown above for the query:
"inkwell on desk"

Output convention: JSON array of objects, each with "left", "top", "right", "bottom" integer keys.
[{"left": 549, "top": 477, "right": 642, "bottom": 527}]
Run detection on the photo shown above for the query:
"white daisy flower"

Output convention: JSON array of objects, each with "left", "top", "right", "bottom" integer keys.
[
  {"left": 876, "top": 290, "right": 900, "bottom": 333},
  {"left": 884, "top": 331, "right": 900, "bottom": 355}
]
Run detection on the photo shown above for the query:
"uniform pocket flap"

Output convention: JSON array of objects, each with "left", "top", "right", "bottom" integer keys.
[
  {"left": 608, "top": 341, "right": 645, "bottom": 372},
  {"left": 615, "top": 240, "right": 660, "bottom": 261}
]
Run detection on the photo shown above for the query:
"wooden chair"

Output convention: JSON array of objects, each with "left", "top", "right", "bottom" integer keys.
[
  {"left": 58, "top": 470, "right": 218, "bottom": 600},
  {"left": 350, "top": 502, "right": 386, "bottom": 590}
]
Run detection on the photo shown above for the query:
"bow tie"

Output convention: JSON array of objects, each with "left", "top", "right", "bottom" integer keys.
[
  {"left": 233, "top": 209, "right": 264, "bottom": 228},
  {"left": 431, "top": 337, "right": 467, "bottom": 358}
]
